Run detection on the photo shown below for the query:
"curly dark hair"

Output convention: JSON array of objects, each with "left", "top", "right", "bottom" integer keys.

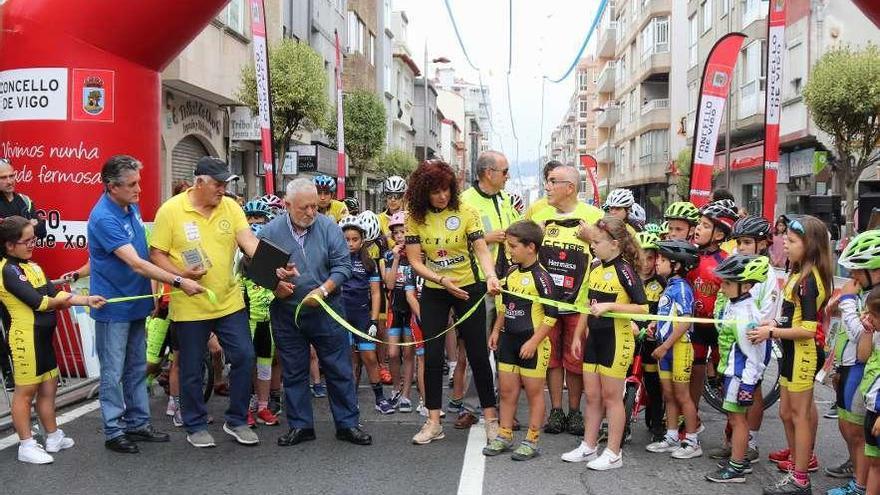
[{"left": 405, "top": 160, "right": 460, "bottom": 224}]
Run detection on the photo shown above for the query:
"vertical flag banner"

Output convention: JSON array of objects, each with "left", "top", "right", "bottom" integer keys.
[
  {"left": 761, "top": 0, "right": 786, "bottom": 222},
  {"left": 334, "top": 30, "right": 346, "bottom": 199},
  {"left": 250, "top": 0, "right": 275, "bottom": 194},
  {"left": 688, "top": 33, "right": 747, "bottom": 207},
  {"left": 580, "top": 154, "right": 601, "bottom": 205}
]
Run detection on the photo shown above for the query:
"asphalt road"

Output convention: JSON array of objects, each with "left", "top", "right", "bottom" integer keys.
[{"left": 0, "top": 382, "right": 850, "bottom": 495}]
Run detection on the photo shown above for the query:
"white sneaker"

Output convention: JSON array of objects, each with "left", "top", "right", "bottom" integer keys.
[
  {"left": 646, "top": 437, "right": 680, "bottom": 453},
  {"left": 587, "top": 449, "right": 623, "bottom": 471},
  {"left": 670, "top": 442, "right": 703, "bottom": 459},
  {"left": 412, "top": 421, "right": 445, "bottom": 445},
  {"left": 166, "top": 396, "right": 177, "bottom": 417},
  {"left": 18, "top": 442, "right": 53, "bottom": 464},
  {"left": 561, "top": 442, "right": 598, "bottom": 463},
  {"left": 44, "top": 429, "right": 74, "bottom": 453}
]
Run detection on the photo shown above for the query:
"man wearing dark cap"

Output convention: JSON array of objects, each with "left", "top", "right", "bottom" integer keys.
[{"left": 150, "top": 156, "right": 284, "bottom": 448}]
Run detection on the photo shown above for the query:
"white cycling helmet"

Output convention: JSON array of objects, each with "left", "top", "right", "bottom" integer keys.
[
  {"left": 338, "top": 215, "right": 363, "bottom": 233},
  {"left": 603, "top": 188, "right": 635, "bottom": 210},
  {"left": 628, "top": 203, "right": 646, "bottom": 224},
  {"left": 383, "top": 175, "right": 407, "bottom": 195},
  {"left": 357, "top": 210, "right": 381, "bottom": 242}
]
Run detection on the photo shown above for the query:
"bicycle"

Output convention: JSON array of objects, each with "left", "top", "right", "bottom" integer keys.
[{"left": 623, "top": 329, "right": 655, "bottom": 442}]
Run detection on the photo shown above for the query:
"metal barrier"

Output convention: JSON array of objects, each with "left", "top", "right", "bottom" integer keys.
[{"left": 0, "top": 279, "right": 100, "bottom": 430}]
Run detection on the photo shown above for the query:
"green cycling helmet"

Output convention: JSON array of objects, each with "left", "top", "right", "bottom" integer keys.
[
  {"left": 713, "top": 254, "right": 770, "bottom": 283},
  {"left": 664, "top": 201, "right": 701, "bottom": 225},
  {"left": 644, "top": 223, "right": 662, "bottom": 235},
  {"left": 839, "top": 230, "right": 880, "bottom": 270},
  {"left": 636, "top": 232, "right": 660, "bottom": 250},
  {"left": 660, "top": 221, "right": 670, "bottom": 235}
]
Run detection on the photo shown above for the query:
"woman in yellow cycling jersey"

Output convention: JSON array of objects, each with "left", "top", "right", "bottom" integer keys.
[
  {"left": 403, "top": 160, "right": 501, "bottom": 446},
  {"left": 750, "top": 215, "right": 832, "bottom": 494}
]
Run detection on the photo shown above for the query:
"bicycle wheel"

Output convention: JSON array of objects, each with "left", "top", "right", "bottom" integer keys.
[
  {"left": 201, "top": 352, "right": 214, "bottom": 403},
  {"left": 623, "top": 382, "right": 639, "bottom": 427},
  {"left": 702, "top": 340, "right": 782, "bottom": 412}
]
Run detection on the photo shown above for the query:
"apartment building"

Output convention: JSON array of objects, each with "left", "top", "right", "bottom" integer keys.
[{"left": 686, "top": 0, "right": 879, "bottom": 219}]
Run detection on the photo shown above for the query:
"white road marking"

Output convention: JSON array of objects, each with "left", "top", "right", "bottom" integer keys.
[
  {"left": 0, "top": 399, "right": 100, "bottom": 450},
  {"left": 457, "top": 423, "right": 487, "bottom": 495}
]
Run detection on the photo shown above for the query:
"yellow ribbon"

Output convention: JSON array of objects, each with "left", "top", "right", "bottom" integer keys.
[
  {"left": 499, "top": 289, "right": 749, "bottom": 325},
  {"left": 105, "top": 288, "right": 219, "bottom": 305},
  {"left": 295, "top": 293, "right": 487, "bottom": 347}
]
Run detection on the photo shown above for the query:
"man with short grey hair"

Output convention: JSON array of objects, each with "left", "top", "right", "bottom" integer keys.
[
  {"left": 88, "top": 154, "right": 204, "bottom": 454},
  {"left": 260, "top": 178, "right": 371, "bottom": 447}
]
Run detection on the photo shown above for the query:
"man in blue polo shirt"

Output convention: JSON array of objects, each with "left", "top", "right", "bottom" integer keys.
[{"left": 88, "top": 155, "right": 203, "bottom": 454}]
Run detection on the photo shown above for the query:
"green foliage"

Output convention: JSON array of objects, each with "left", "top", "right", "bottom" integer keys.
[
  {"left": 239, "top": 39, "right": 328, "bottom": 159},
  {"left": 379, "top": 149, "right": 418, "bottom": 179},
  {"left": 326, "top": 90, "right": 387, "bottom": 167},
  {"left": 675, "top": 147, "right": 692, "bottom": 201},
  {"left": 804, "top": 43, "right": 880, "bottom": 235}
]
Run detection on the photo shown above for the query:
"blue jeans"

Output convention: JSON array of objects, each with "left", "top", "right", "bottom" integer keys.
[
  {"left": 175, "top": 310, "right": 254, "bottom": 433},
  {"left": 271, "top": 300, "right": 359, "bottom": 430},
  {"left": 95, "top": 319, "right": 150, "bottom": 440}
]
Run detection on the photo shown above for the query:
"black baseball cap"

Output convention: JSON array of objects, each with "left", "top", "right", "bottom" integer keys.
[{"left": 194, "top": 156, "right": 239, "bottom": 183}]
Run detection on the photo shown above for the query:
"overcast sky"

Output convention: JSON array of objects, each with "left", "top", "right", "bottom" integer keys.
[{"left": 393, "top": 0, "right": 602, "bottom": 178}]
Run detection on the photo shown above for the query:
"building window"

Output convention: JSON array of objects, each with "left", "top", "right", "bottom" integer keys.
[
  {"left": 579, "top": 126, "right": 588, "bottom": 146},
  {"left": 739, "top": 40, "right": 766, "bottom": 118},
  {"left": 579, "top": 99, "right": 589, "bottom": 118},
  {"left": 629, "top": 90, "right": 636, "bottom": 123},
  {"left": 721, "top": 0, "right": 730, "bottom": 17},
  {"left": 641, "top": 16, "right": 669, "bottom": 61},
  {"left": 689, "top": 15, "right": 698, "bottom": 66},
  {"left": 639, "top": 129, "right": 669, "bottom": 165},
  {"left": 219, "top": 0, "right": 245, "bottom": 35},
  {"left": 578, "top": 71, "right": 589, "bottom": 91},
  {"left": 369, "top": 33, "right": 376, "bottom": 66},
  {"left": 742, "top": 0, "right": 769, "bottom": 28},
  {"left": 347, "top": 12, "right": 365, "bottom": 54},
  {"left": 702, "top": 0, "right": 713, "bottom": 34}
]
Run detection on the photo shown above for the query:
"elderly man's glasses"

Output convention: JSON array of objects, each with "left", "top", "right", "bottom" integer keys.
[
  {"left": 490, "top": 167, "right": 509, "bottom": 176},
  {"left": 547, "top": 178, "right": 573, "bottom": 187}
]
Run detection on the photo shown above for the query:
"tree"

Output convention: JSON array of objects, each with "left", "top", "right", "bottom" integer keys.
[
  {"left": 380, "top": 149, "right": 418, "bottom": 179},
  {"left": 675, "top": 147, "right": 692, "bottom": 201},
  {"left": 239, "top": 39, "right": 328, "bottom": 182},
  {"left": 803, "top": 44, "right": 880, "bottom": 236},
  {"left": 326, "top": 90, "right": 387, "bottom": 192}
]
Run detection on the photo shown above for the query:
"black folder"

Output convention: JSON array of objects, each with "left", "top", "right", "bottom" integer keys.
[{"left": 247, "top": 238, "right": 292, "bottom": 290}]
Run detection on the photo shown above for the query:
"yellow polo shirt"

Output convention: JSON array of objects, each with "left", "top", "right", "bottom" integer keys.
[{"left": 150, "top": 190, "right": 249, "bottom": 322}]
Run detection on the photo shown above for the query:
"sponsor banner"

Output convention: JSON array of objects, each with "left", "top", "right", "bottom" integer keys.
[
  {"left": 762, "top": 0, "right": 786, "bottom": 222},
  {"left": 250, "top": 0, "right": 275, "bottom": 193},
  {"left": 0, "top": 68, "right": 68, "bottom": 121},
  {"left": 580, "top": 154, "right": 600, "bottom": 206},
  {"left": 688, "top": 33, "right": 747, "bottom": 207},
  {"left": 334, "top": 30, "right": 346, "bottom": 199}
]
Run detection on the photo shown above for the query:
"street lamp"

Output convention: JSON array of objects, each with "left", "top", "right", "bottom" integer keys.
[{"left": 423, "top": 45, "right": 451, "bottom": 161}]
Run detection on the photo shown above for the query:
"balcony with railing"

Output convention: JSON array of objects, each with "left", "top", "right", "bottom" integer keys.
[
  {"left": 596, "top": 104, "right": 620, "bottom": 129},
  {"left": 596, "top": 142, "right": 614, "bottom": 164},
  {"left": 632, "top": 0, "right": 672, "bottom": 31},
  {"left": 598, "top": 21, "right": 618, "bottom": 58},
  {"left": 616, "top": 150, "right": 669, "bottom": 186},
  {"left": 639, "top": 98, "right": 670, "bottom": 129},
  {"left": 596, "top": 61, "right": 616, "bottom": 93}
]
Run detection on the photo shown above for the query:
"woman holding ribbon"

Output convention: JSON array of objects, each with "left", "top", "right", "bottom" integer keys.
[{"left": 403, "top": 160, "right": 501, "bottom": 445}]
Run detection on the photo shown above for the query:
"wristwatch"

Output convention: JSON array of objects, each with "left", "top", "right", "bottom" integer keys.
[
  {"left": 172, "top": 276, "right": 182, "bottom": 288},
  {"left": 319, "top": 286, "right": 329, "bottom": 297}
]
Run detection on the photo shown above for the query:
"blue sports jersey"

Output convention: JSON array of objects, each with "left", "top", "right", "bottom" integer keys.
[
  {"left": 655, "top": 276, "right": 695, "bottom": 343},
  {"left": 383, "top": 250, "right": 413, "bottom": 313},
  {"left": 342, "top": 252, "right": 381, "bottom": 312}
]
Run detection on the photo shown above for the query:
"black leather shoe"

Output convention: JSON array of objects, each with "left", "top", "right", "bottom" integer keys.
[
  {"left": 105, "top": 435, "right": 140, "bottom": 454},
  {"left": 124, "top": 424, "right": 170, "bottom": 443},
  {"left": 277, "top": 428, "right": 316, "bottom": 447},
  {"left": 335, "top": 427, "right": 372, "bottom": 446}
]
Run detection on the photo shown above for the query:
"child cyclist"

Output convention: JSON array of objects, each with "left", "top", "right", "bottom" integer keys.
[
  {"left": 857, "top": 286, "right": 880, "bottom": 495},
  {"left": 381, "top": 211, "right": 416, "bottom": 412},
  {"left": 645, "top": 240, "right": 701, "bottom": 459},
  {"left": 824, "top": 231, "right": 880, "bottom": 495},
  {"left": 484, "top": 220, "right": 557, "bottom": 461},
  {"left": 688, "top": 200, "right": 737, "bottom": 412},
  {"left": 710, "top": 216, "right": 780, "bottom": 464},
  {"left": 635, "top": 231, "right": 668, "bottom": 442},
  {"left": 750, "top": 215, "right": 832, "bottom": 495},
  {"left": 663, "top": 201, "right": 701, "bottom": 242},
  {"left": 339, "top": 215, "right": 394, "bottom": 414},
  {"left": 563, "top": 216, "right": 648, "bottom": 470},
  {"left": 1, "top": 216, "right": 106, "bottom": 464},
  {"left": 705, "top": 254, "right": 772, "bottom": 483}
]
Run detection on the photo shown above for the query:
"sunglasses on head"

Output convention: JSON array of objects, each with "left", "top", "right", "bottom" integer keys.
[{"left": 787, "top": 218, "right": 805, "bottom": 235}]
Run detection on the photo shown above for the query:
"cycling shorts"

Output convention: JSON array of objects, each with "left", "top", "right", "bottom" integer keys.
[
  {"left": 836, "top": 364, "right": 867, "bottom": 424},
  {"left": 10, "top": 323, "right": 59, "bottom": 386},
  {"left": 866, "top": 410, "right": 880, "bottom": 458},
  {"left": 691, "top": 323, "right": 718, "bottom": 365},
  {"left": 249, "top": 319, "right": 275, "bottom": 363},
  {"left": 548, "top": 313, "right": 584, "bottom": 375},
  {"left": 497, "top": 333, "right": 551, "bottom": 379},
  {"left": 640, "top": 337, "right": 659, "bottom": 373},
  {"left": 386, "top": 310, "right": 413, "bottom": 338},
  {"left": 720, "top": 375, "right": 749, "bottom": 414},
  {"left": 780, "top": 338, "right": 824, "bottom": 393},
  {"left": 583, "top": 325, "right": 635, "bottom": 379},
  {"left": 658, "top": 339, "right": 693, "bottom": 384},
  {"left": 347, "top": 308, "right": 376, "bottom": 352}
]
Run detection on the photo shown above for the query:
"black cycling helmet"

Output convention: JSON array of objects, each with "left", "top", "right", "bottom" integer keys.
[
  {"left": 656, "top": 239, "right": 700, "bottom": 272},
  {"left": 700, "top": 201, "right": 738, "bottom": 234},
  {"left": 731, "top": 215, "right": 771, "bottom": 240}
]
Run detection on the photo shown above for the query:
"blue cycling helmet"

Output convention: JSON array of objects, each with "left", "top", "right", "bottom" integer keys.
[
  {"left": 314, "top": 175, "right": 336, "bottom": 192},
  {"left": 243, "top": 199, "right": 274, "bottom": 220}
]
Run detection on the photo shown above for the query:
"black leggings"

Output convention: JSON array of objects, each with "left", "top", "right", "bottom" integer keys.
[{"left": 421, "top": 283, "right": 496, "bottom": 411}]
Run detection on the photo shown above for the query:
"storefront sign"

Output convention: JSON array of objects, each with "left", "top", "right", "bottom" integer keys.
[
  {"left": 788, "top": 148, "right": 814, "bottom": 177},
  {"left": 294, "top": 144, "right": 317, "bottom": 172},
  {"left": 0, "top": 68, "right": 68, "bottom": 121},
  {"left": 165, "top": 93, "right": 223, "bottom": 142},
  {"left": 230, "top": 106, "right": 260, "bottom": 141}
]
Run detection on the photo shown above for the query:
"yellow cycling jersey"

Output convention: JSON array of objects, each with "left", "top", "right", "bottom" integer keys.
[
  {"left": 404, "top": 204, "right": 484, "bottom": 289},
  {"left": 379, "top": 210, "right": 401, "bottom": 248},
  {"left": 319, "top": 200, "right": 349, "bottom": 223},
  {"left": 638, "top": 274, "right": 666, "bottom": 329},
  {"left": 539, "top": 216, "right": 592, "bottom": 311},
  {"left": 587, "top": 256, "right": 649, "bottom": 334},
  {"left": 530, "top": 201, "right": 604, "bottom": 226},
  {"left": 496, "top": 262, "right": 559, "bottom": 337}
]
